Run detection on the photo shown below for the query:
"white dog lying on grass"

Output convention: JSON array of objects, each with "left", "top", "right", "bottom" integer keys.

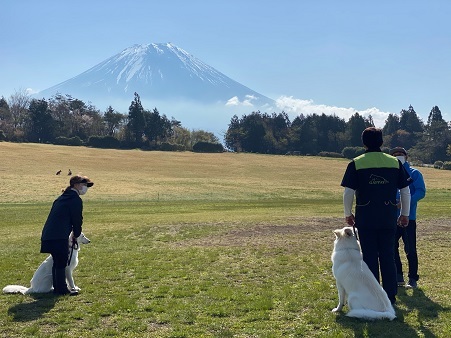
[
  {"left": 3, "top": 233, "right": 90, "bottom": 295},
  {"left": 331, "top": 227, "right": 396, "bottom": 320}
]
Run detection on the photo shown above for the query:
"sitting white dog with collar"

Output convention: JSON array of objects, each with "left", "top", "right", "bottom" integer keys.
[{"left": 3, "top": 232, "right": 90, "bottom": 294}]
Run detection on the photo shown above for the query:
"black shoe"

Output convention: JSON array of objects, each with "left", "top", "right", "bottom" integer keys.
[
  {"left": 397, "top": 274, "right": 405, "bottom": 287},
  {"left": 53, "top": 287, "right": 78, "bottom": 296},
  {"left": 53, "top": 267, "right": 78, "bottom": 295}
]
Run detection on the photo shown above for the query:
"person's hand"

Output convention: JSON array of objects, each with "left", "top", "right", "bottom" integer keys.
[
  {"left": 398, "top": 215, "right": 409, "bottom": 227},
  {"left": 70, "top": 233, "right": 77, "bottom": 245},
  {"left": 345, "top": 214, "right": 355, "bottom": 226}
]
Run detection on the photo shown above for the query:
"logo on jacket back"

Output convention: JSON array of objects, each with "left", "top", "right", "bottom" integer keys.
[{"left": 369, "top": 174, "right": 389, "bottom": 185}]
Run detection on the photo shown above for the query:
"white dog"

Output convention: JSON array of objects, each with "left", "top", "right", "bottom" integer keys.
[
  {"left": 331, "top": 227, "right": 396, "bottom": 320},
  {"left": 3, "top": 233, "right": 90, "bottom": 295}
]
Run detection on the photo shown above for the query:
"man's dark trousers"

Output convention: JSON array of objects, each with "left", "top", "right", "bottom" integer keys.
[
  {"left": 395, "top": 220, "right": 419, "bottom": 281},
  {"left": 358, "top": 226, "right": 397, "bottom": 302}
]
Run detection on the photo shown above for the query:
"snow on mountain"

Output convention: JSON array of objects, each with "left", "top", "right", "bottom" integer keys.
[
  {"left": 38, "top": 43, "right": 276, "bottom": 135},
  {"left": 39, "top": 43, "right": 275, "bottom": 109}
]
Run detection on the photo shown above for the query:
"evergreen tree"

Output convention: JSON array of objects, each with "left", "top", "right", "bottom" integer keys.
[
  {"left": 0, "top": 96, "right": 12, "bottom": 140},
  {"left": 240, "top": 112, "right": 266, "bottom": 153},
  {"left": 411, "top": 106, "right": 450, "bottom": 163},
  {"left": 289, "top": 113, "right": 346, "bottom": 154},
  {"left": 225, "top": 115, "right": 242, "bottom": 151},
  {"left": 25, "top": 99, "right": 55, "bottom": 142},
  {"left": 399, "top": 105, "right": 424, "bottom": 133},
  {"left": 346, "top": 113, "right": 370, "bottom": 147},
  {"left": 0, "top": 97, "right": 11, "bottom": 121},
  {"left": 289, "top": 114, "right": 319, "bottom": 154},
  {"left": 104, "top": 106, "right": 125, "bottom": 136},
  {"left": 382, "top": 113, "right": 400, "bottom": 135},
  {"left": 143, "top": 108, "right": 172, "bottom": 144},
  {"left": 127, "top": 92, "right": 146, "bottom": 145},
  {"left": 47, "top": 93, "right": 72, "bottom": 137},
  {"left": 427, "top": 105, "right": 445, "bottom": 126},
  {"left": 263, "top": 112, "right": 291, "bottom": 154}
]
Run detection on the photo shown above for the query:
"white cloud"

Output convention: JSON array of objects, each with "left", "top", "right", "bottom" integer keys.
[
  {"left": 275, "top": 95, "right": 390, "bottom": 128},
  {"left": 26, "top": 88, "right": 39, "bottom": 95},
  {"left": 225, "top": 96, "right": 240, "bottom": 106},
  {"left": 225, "top": 95, "right": 256, "bottom": 107}
]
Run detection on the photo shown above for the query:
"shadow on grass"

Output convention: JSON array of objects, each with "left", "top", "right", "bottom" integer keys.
[
  {"left": 7, "top": 293, "right": 58, "bottom": 322},
  {"left": 396, "top": 287, "right": 450, "bottom": 338},
  {"left": 335, "top": 287, "right": 449, "bottom": 338},
  {"left": 335, "top": 310, "right": 419, "bottom": 338}
]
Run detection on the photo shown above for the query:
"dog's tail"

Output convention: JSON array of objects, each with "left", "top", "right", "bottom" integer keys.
[
  {"left": 346, "top": 308, "right": 396, "bottom": 321},
  {"left": 3, "top": 285, "right": 30, "bottom": 295}
]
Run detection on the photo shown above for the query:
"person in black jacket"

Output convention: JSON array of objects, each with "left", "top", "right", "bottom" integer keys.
[
  {"left": 340, "top": 127, "right": 411, "bottom": 304},
  {"left": 41, "top": 175, "right": 94, "bottom": 295}
]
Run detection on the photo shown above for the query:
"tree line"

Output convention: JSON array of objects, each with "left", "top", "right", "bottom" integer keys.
[
  {"left": 0, "top": 91, "right": 219, "bottom": 151},
  {"left": 1, "top": 89, "right": 451, "bottom": 163},
  {"left": 224, "top": 105, "right": 451, "bottom": 164}
]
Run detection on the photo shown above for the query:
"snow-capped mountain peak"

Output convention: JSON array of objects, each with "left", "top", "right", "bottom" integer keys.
[
  {"left": 39, "top": 42, "right": 274, "bottom": 108},
  {"left": 38, "top": 43, "right": 275, "bottom": 137}
]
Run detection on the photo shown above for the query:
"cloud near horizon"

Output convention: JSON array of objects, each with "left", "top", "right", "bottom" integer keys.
[
  {"left": 26, "top": 88, "right": 39, "bottom": 95},
  {"left": 225, "top": 95, "right": 257, "bottom": 107},
  {"left": 275, "top": 96, "right": 390, "bottom": 128}
]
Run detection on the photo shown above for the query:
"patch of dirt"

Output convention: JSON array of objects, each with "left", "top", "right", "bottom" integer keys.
[
  {"left": 417, "top": 218, "right": 451, "bottom": 235},
  {"left": 174, "top": 217, "right": 341, "bottom": 248},
  {"left": 173, "top": 217, "right": 451, "bottom": 248}
]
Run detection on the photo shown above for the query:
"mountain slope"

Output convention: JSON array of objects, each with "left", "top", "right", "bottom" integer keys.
[{"left": 39, "top": 43, "right": 274, "bottom": 108}]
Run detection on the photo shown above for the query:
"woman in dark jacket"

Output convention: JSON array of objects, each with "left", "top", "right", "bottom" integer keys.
[{"left": 41, "top": 175, "right": 94, "bottom": 295}]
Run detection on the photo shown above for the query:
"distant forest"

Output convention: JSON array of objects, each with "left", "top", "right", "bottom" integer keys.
[{"left": 1, "top": 90, "right": 451, "bottom": 164}]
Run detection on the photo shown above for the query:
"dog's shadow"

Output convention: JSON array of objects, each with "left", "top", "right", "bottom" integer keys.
[
  {"left": 7, "top": 293, "right": 59, "bottom": 322},
  {"left": 336, "top": 288, "right": 449, "bottom": 338}
]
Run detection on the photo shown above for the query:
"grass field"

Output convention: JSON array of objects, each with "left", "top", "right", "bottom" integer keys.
[{"left": 0, "top": 142, "right": 450, "bottom": 337}]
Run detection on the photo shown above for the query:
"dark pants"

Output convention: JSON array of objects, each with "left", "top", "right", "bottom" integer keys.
[
  {"left": 394, "top": 220, "right": 419, "bottom": 281},
  {"left": 41, "top": 239, "right": 70, "bottom": 293},
  {"left": 51, "top": 251, "right": 68, "bottom": 269},
  {"left": 50, "top": 251, "right": 69, "bottom": 293},
  {"left": 357, "top": 226, "right": 397, "bottom": 302}
]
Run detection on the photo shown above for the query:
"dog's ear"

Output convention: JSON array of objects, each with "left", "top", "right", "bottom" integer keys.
[
  {"left": 333, "top": 229, "right": 341, "bottom": 238},
  {"left": 344, "top": 228, "right": 353, "bottom": 237}
]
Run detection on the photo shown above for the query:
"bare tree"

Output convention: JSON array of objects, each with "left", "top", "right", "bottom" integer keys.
[{"left": 8, "top": 89, "right": 31, "bottom": 130}]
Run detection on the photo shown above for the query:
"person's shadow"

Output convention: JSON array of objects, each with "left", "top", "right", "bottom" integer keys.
[
  {"left": 335, "top": 288, "right": 449, "bottom": 338},
  {"left": 395, "top": 287, "right": 450, "bottom": 338},
  {"left": 7, "top": 293, "right": 59, "bottom": 322}
]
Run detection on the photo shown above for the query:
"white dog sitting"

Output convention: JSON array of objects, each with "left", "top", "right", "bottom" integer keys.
[
  {"left": 331, "top": 227, "right": 396, "bottom": 320},
  {"left": 3, "top": 232, "right": 90, "bottom": 295}
]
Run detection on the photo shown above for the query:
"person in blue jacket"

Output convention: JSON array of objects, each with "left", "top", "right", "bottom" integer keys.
[
  {"left": 41, "top": 175, "right": 94, "bottom": 295},
  {"left": 341, "top": 127, "right": 411, "bottom": 304},
  {"left": 389, "top": 147, "right": 426, "bottom": 289}
]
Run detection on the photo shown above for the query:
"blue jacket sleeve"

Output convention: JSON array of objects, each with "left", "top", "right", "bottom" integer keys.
[{"left": 410, "top": 169, "right": 426, "bottom": 203}]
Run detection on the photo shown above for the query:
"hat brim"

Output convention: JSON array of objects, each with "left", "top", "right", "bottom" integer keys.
[{"left": 87, "top": 182, "right": 94, "bottom": 187}]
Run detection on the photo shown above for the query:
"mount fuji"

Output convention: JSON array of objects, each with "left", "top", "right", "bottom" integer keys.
[{"left": 38, "top": 43, "right": 276, "bottom": 134}]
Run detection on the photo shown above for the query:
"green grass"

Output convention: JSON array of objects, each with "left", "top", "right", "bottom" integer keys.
[{"left": 0, "top": 142, "right": 450, "bottom": 337}]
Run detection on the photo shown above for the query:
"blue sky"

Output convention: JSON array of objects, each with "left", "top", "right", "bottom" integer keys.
[{"left": 2, "top": 0, "right": 451, "bottom": 127}]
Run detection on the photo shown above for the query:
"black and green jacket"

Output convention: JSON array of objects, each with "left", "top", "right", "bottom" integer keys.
[{"left": 341, "top": 150, "right": 411, "bottom": 229}]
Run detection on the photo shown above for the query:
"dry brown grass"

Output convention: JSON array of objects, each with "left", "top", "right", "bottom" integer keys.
[{"left": 1, "top": 142, "right": 350, "bottom": 203}]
